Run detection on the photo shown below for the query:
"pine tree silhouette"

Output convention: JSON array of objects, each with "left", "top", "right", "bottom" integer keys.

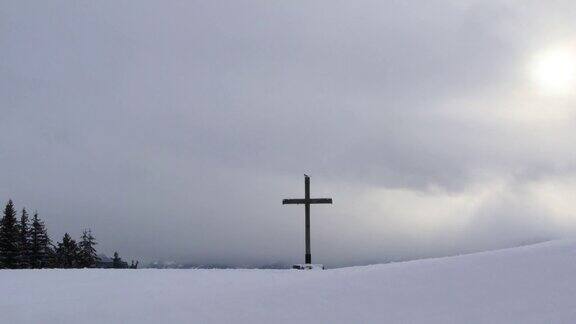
[
  {"left": 0, "top": 200, "right": 19, "bottom": 268},
  {"left": 78, "top": 229, "right": 99, "bottom": 268},
  {"left": 112, "top": 251, "right": 123, "bottom": 268},
  {"left": 29, "top": 212, "right": 53, "bottom": 268},
  {"left": 56, "top": 233, "right": 79, "bottom": 268},
  {"left": 17, "top": 208, "right": 31, "bottom": 268}
]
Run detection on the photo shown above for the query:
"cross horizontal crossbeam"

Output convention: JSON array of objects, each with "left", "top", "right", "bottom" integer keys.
[{"left": 282, "top": 198, "right": 333, "bottom": 205}]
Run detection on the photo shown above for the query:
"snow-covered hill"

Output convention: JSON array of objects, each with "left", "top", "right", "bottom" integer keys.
[{"left": 2, "top": 240, "right": 576, "bottom": 323}]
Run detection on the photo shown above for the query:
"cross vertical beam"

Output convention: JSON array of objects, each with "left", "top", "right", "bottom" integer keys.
[{"left": 305, "top": 175, "right": 311, "bottom": 264}]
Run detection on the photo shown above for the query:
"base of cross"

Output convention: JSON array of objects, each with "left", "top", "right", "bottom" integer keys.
[{"left": 292, "top": 264, "right": 325, "bottom": 270}]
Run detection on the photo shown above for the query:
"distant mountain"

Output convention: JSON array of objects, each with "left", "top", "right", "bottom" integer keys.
[{"left": 145, "top": 260, "right": 292, "bottom": 269}]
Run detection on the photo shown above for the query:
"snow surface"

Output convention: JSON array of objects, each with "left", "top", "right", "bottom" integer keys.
[{"left": 2, "top": 240, "right": 576, "bottom": 323}]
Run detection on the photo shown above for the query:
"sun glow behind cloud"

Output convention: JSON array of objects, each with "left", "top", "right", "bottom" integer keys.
[
  {"left": 530, "top": 44, "right": 576, "bottom": 97},
  {"left": 443, "top": 42, "right": 576, "bottom": 126}
]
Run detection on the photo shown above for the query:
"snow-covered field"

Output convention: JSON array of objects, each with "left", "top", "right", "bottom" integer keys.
[{"left": 2, "top": 240, "right": 576, "bottom": 323}]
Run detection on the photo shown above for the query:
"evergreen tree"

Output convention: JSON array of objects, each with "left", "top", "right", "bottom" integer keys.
[
  {"left": 112, "top": 251, "right": 123, "bottom": 268},
  {"left": 17, "top": 208, "right": 31, "bottom": 268},
  {"left": 78, "top": 229, "right": 99, "bottom": 268},
  {"left": 29, "top": 212, "right": 53, "bottom": 268},
  {"left": 0, "top": 200, "right": 19, "bottom": 268},
  {"left": 56, "top": 233, "right": 78, "bottom": 268}
]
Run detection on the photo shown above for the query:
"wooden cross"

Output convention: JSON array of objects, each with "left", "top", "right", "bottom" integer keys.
[{"left": 283, "top": 175, "right": 333, "bottom": 264}]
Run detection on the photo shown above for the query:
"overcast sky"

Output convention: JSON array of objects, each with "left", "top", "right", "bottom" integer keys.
[{"left": 2, "top": 1, "right": 576, "bottom": 267}]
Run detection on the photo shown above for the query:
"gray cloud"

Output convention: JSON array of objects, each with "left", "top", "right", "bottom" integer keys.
[{"left": 2, "top": 0, "right": 576, "bottom": 267}]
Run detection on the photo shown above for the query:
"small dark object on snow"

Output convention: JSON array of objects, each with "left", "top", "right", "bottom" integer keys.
[{"left": 292, "top": 264, "right": 324, "bottom": 270}]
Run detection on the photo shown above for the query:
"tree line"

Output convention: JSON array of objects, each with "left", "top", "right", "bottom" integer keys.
[{"left": 0, "top": 200, "right": 135, "bottom": 269}]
